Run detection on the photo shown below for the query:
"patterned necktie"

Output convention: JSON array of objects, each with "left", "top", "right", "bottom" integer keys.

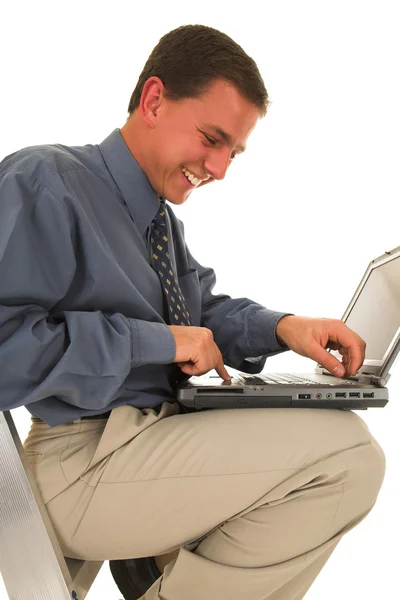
[{"left": 150, "top": 203, "right": 192, "bottom": 326}]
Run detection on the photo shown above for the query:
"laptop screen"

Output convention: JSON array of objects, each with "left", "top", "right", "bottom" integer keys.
[{"left": 343, "top": 252, "right": 400, "bottom": 367}]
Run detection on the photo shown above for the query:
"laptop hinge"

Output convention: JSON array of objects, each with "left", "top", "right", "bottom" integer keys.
[
  {"left": 317, "top": 366, "right": 390, "bottom": 386},
  {"left": 358, "top": 374, "right": 390, "bottom": 386}
]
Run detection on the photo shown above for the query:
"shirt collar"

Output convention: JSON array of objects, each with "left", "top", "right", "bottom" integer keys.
[{"left": 98, "top": 128, "right": 160, "bottom": 234}]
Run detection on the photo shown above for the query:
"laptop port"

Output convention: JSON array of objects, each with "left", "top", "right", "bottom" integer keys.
[
  {"left": 298, "top": 394, "right": 311, "bottom": 399},
  {"left": 363, "top": 392, "right": 375, "bottom": 398},
  {"left": 349, "top": 392, "right": 360, "bottom": 398},
  {"left": 335, "top": 392, "right": 346, "bottom": 398}
]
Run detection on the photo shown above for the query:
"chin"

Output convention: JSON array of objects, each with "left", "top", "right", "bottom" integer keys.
[{"left": 166, "top": 191, "right": 192, "bottom": 205}]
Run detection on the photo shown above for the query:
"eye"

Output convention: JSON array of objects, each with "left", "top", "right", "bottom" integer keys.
[
  {"left": 202, "top": 132, "right": 217, "bottom": 146},
  {"left": 200, "top": 130, "right": 238, "bottom": 161}
]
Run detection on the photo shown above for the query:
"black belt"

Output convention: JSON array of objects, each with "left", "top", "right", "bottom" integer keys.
[
  {"left": 33, "top": 410, "right": 113, "bottom": 425},
  {"left": 81, "top": 410, "right": 112, "bottom": 420}
]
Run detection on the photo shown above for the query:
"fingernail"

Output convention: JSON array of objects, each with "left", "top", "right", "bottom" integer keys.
[{"left": 333, "top": 366, "right": 345, "bottom": 377}]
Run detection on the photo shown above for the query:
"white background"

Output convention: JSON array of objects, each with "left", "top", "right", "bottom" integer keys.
[{"left": 1, "top": 1, "right": 399, "bottom": 598}]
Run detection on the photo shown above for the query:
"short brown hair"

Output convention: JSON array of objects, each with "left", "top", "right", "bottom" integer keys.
[{"left": 127, "top": 24, "right": 269, "bottom": 117}]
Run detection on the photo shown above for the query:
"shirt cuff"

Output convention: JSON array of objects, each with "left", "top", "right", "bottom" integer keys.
[
  {"left": 275, "top": 314, "right": 295, "bottom": 349},
  {"left": 248, "top": 309, "right": 293, "bottom": 356},
  {"left": 128, "top": 319, "right": 176, "bottom": 367}
]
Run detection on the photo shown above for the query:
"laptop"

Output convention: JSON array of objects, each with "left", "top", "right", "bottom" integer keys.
[{"left": 177, "top": 245, "right": 400, "bottom": 411}]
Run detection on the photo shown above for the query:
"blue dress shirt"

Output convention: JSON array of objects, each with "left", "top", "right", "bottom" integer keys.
[{"left": 0, "top": 129, "right": 289, "bottom": 426}]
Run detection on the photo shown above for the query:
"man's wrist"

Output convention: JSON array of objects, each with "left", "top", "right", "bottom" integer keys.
[{"left": 275, "top": 314, "right": 295, "bottom": 347}]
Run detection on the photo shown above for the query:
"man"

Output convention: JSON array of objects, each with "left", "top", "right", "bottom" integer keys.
[{"left": 0, "top": 24, "right": 385, "bottom": 600}]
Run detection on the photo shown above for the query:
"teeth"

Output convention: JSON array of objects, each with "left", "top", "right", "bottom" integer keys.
[{"left": 182, "top": 166, "right": 201, "bottom": 186}]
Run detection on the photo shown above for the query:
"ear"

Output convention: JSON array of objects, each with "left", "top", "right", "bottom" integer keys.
[{"left": 139, "top": 76, "right": 165, "bottom": 128}]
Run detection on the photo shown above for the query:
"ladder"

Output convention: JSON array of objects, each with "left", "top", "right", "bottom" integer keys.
[{"left": 0, "top": 410, "right": 103, "bottom": 600}]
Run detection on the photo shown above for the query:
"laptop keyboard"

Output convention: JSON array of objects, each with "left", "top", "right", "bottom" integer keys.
[{"left": 243, "top": 374, "right": 321, "bottom": 386}]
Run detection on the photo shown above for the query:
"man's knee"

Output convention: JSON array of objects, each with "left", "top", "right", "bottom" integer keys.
[
  {"left": 360, "top": 432, "right": 386, "bottom": 501},
  {"left": 347, "top": 412, "right": 386, "bottom": 488},
  {"left": 338, "top": 425, "right": 386, "bottom": 529}
]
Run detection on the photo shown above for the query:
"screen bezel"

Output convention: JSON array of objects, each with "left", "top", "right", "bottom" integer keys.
[
  {"left": 340, "top": 247, "right": 400, "bottom": 377},
  {"left": 317, "top": 246, "right": 400, "bottom": 379}
]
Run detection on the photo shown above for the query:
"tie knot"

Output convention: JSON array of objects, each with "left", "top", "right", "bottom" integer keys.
[{"left": 152, "top": 204, "right": 167, "bottom": 233}]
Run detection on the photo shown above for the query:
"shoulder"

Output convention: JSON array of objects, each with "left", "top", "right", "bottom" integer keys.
[
  {"left": 2, "top": 139, "right": 85, "bottom": 177},
  {"left": 0, "top": 141, "right": 99, "bottom": 216},
  {"left": 0, "top": 143, "right": 86, "bottom": 228}
]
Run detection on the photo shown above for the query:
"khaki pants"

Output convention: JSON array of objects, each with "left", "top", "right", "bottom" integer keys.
[{"left": 23, "top": 403, "right": 385, "bottom": 600}]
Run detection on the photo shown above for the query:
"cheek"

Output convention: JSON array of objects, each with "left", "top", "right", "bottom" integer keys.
[
  {"left": 155, "top": 130, "right": 207, "bottom": 173},
  {"left": 179, "top": 145, "right": 207, "bottom": 170},
  {"left": 169, "top": 130, "right": 206, "bottom": 162}
]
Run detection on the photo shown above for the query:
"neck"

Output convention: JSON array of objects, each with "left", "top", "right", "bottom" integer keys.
[{"left": 120, "top": 113, "right": 154, "bottom": 185}]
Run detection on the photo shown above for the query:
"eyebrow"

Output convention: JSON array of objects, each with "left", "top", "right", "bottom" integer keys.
[{"left": 202, "top": 124, "right": 246, "bottom": 153}]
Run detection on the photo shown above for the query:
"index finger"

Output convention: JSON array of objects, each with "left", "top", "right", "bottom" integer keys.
[{"left": 215, "top": 354, "right": 231, "bottom": 381}]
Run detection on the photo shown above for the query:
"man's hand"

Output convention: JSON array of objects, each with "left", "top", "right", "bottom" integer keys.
[
  {"left": 276, "top": 315, "right": 366, "bottom": 378},
  {"left": 168, "top": 325, "right": 231, "bottom": 380}
]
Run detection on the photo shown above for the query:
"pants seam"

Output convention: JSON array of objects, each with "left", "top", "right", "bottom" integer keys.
[{"left": 59, "top": 421, "right": 83, "bottom": 485}]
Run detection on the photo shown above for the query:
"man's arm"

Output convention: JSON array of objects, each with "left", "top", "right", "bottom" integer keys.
[{"left": 0, "top": 171, "right": 176, "bottom": 412}]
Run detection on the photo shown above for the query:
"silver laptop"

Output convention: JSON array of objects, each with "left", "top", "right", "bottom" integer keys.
[{"left": 177, "top": 245, "right": 400, "bottom": 411}]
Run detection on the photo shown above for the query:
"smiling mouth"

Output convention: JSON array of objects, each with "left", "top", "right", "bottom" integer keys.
[{"left": 181, "top": 166, "right": 209, "bottom": 187}]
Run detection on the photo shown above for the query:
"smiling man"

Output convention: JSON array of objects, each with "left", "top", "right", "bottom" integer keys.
[
  {"left": 0, "top": 24, "right": 385, "bottom": 600},
  {"left": 121, "top": 77, "right": 256, "bottom": 205}
]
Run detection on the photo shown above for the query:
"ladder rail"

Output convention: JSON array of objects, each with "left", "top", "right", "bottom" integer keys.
[{"left": 0, "top": 410, "right": 84, "bottom": 599}]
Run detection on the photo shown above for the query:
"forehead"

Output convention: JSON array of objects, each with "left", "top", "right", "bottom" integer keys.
[{"left": 199, "top": 79, "right": 259, "bottom": 121}]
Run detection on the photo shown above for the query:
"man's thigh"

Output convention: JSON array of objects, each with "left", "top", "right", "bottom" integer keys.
[{"left": 40, "top": 404, "right": 384, "bottom": 561}]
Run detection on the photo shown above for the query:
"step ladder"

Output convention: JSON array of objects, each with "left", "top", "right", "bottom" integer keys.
[{"left": 0, "top": 410, "right": 103, "bottom": 600}]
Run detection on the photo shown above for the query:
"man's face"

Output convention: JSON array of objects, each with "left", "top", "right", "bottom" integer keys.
[{"left": 147, "top": 79, "right": 260, "bottom": 204}]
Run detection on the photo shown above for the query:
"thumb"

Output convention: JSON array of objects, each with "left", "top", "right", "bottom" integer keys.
[
  {"left": 310, "top": 342, "right": 345, "bottom": 378},
  {"left": 179, "top": 362, "right": 199, "bottom": 376}
]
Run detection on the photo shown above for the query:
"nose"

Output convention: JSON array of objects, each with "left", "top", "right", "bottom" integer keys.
[{"left": 203, "top": 149, "right": 232, "bottom": 181}]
